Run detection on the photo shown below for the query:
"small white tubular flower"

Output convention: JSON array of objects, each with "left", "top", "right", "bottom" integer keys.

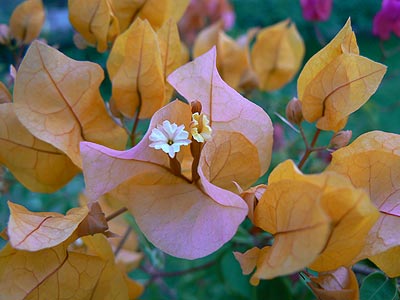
[
  {"left": 149, "top": 120, "right": 191, "bottom": 158},
  {"left": 191, "top": 112, "right": 212, "bottom": 143}
]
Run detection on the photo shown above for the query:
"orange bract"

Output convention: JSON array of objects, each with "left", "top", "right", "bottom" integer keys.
[
  {"left": 13, "top": 41, "right": 128, "bottom": 168},
  {"left": 297, "top": 19, "right": 386, "bottom": 131},
  {"left": 107, "top": 18, "right": 165, "bottom": 119},
  {"left": 0, "top": 235, "right": 143, "bottom": 299},
  {"left": 0, "top": 103, "right": 79, "bottom": 192},
  {"left": 68, "top": 0, "right": 189, "bottom": 52},
  {"left": 9, "top": 0, "right": 45, "bottom": 45},
  {"left": 81, "top": 48, "right": 273, "bottom": 259},
  {"left": 7, "top": 202, "right": 88, "bottom": 251},
  {"left": 235, "top": 160, "right": 378, "bottom": 284},
  {"left": 0, "top": 82, "right": 11, "bottom": 104},
  {"left": 308, "top": 267, "right": 359, "bottom": 300},
  {"left": 327, "top": 131, "right": 400, "bottom": 276},
  {"left": 157, "top": 19, "right": 188, "bottom": 104},
  {"left": 251, "top": 19, "right": 305, "bottom": 91}
]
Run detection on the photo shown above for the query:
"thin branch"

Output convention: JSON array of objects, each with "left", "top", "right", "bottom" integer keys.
[
  {"left": 114, "top": 226, "right": 132, "bottom": 256},
  {"left": 297, "top": 128, "right": 322, "bottom": 170},
  {"left": 299, "top": 125, "right": 310, "bottom": 148},
  {"left": 274, "top": 112, "right": 300, "bottom": 133},
  {"left": 105, "top": 207, "right": 128, "bottom": 221},
  {"left": 310, "top": 129, "right": 321, "bottom": 148}
]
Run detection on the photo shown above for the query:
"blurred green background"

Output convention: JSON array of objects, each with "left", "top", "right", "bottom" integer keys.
[{"left": 0, "top": 1, "right": 399, "bottom": 299}]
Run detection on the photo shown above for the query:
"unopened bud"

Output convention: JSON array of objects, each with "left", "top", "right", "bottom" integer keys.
[
  {"left": 191, "top": 100, "right": 202, "bottom": 114},
  {"left": 285, "top": 97, "right": 303, "bottom": 125},
  {"left": 330, "top": 130, "right": 352, "bottom": 149}
]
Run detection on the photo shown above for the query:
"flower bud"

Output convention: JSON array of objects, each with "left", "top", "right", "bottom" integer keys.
[
  {"left": 330, "top": 130, "right": 352, "bottom": 149},
  {"left": 285, "top": 97, "right": 303, "bottom": 125},
  {"left": 191, "top": 100, "right": 202, "bottom": 114}
]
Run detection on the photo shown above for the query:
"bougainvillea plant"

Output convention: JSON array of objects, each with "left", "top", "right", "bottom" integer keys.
[{"left": 0, "top": 0, "right": 399, "bottom": 299}]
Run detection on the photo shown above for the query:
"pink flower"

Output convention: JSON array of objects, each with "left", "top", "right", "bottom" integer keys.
[
  {"left": 373, "top": 0, "right": 400, "bottom": 40},
  {"left": 300, "top": 0, "right": 333, "bottom": 21}
]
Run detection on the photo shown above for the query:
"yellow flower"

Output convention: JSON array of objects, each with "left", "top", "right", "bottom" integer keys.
[{"left": 191, "top": 112, "right": 212, "bottom": 143}]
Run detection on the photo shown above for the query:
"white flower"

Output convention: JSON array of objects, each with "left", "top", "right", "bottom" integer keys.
[
  {"left": 191, "top": 113, "right": 212, "bottom": 143},
  {"left": 149, "top": 120, "right": 191, "bottom": 158}
]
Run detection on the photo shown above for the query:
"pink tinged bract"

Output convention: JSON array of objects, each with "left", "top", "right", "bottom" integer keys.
[
  {"left": 81, "top": 100, "right": 251, "bottom": 259},
  {"left": 167, "top": 46, "right": 273, "bottom": 176},
  {"left": 81, "top": 48, "right": 272, "bottom": 258}
]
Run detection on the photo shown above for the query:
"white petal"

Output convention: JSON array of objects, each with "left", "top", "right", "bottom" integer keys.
[
  {"left": 175, "top": 127, "right": 189, "bottom": 140},
  {"left": 162, "top": 120, "right": 176, "bottom": 138},
  {"left": 149, "top": 128, "right": 168, "bottom": 143},
  {"left": 149, "top": 141, "right": 167, "bottom": 150},
  {"left": 171, "top": 143, "right": 181, "bottom": 153},
  {"left": 168, "top": 146, "right": 176, "bottom": 158},
  {"left": 160, "top": 143, "right": 171, "bottom": 154},
  {"left": 175, "top": 138, "right": 191, "bottom": 146}
]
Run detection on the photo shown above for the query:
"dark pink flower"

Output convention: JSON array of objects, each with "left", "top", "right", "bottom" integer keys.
[
  {"left": 373, "top": 0, "right": 400, "bottom": 40},
  {"left": 300, "top": 0, "right": 333, "bottom": 21}
]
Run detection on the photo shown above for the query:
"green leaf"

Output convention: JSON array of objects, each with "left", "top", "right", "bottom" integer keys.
[
  {"left": 360, "top": 272, "right": 398, "bottom": 300},
  {"left": 257, "top": 277, "right": 293, "bottom": 300},
  {"left": 220, "top": 252, "right": 255, "bottom": 299}
]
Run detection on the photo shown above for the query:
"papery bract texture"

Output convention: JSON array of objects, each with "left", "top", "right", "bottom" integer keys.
[
  {"left": 137, "top": 0, "right": 190, "bottom": 30},
  {"left": 107, "top": 18, "right": 165, "bottom": 119},
  {"left": 9, "top": 0, "right": 45, "bottom": 45},
  {"left": 0, "top": 103, "right": 80, "bottom": 192},
  {"left": 251, "top": 19, "right": 305, "bottom": 91},
  {"left": 307, "top": 267, "right": 359, "bottom": 300},
  {"left": 157, "top": 19, "right": 187, "bottom": 103},
  {"left": 193, "top": 21, "right": 223, "bottom": 59},
  {"left": 217, "top": 31, "right": 252, "bottom": 91},
  {"left": 81, "top": 48, "right": 273, "bottom": 259},
  {"left": 235, "top": 160, "right": 378, "bottom": 284},
  {"left": 369, "top": 246, "right": 400, "bottom": 278},
  {"left": 13, "top": 41, "right": 128, "bottom": 168},
  {"left": 168, "top": 47, "right": 273, "bottom": 175},
  {"left": 327, "top": 131, "right": 400, "bottom": 276},
  {"left": 297, "top": 19, "right": 386, "bottom": 131},
  {"left": 0, "top": 234, "right": 142, "bottom": 299},
  {"left": 193, "top": 23, "right": 256, "bottom": 91},
  {"left": 68, "top": 0, "right": 189, "bottom": 52},
  {"left": 68, "top": 0, "right": 119, "bottom": 52},
  {"left": 7, "top": 202, "right": 88, "bottom": 251},
  {"left": 95, "top": 195, "right": 143, "bottom": 272},
  {"left": 0, "top": 82, "right": 11, "bottom": 104},
  {"left": 81, "top": 101, "right": 249, "bottom": 259}
]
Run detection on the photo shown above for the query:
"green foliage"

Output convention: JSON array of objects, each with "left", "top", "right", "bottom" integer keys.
[{"left": 360, "top": 272, "right": 399, "bottom": 300}]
